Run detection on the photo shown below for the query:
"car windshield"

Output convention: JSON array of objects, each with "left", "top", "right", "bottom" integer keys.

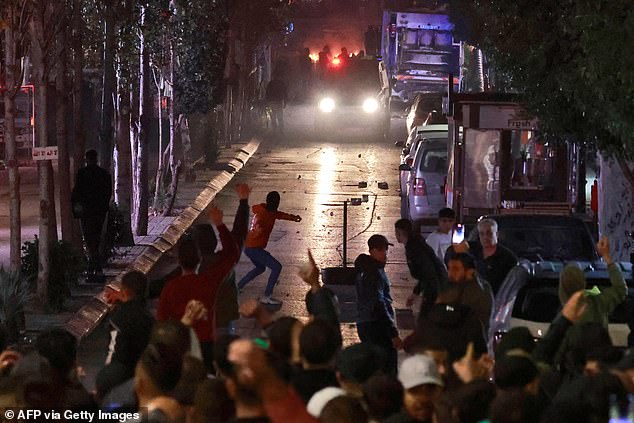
[
  {"left": 419, "top": 146, "right": 447, "bottom": 173},
  {"left": 323, "top": 60, "right": 380, "bottom": 94},
  {"left": 497, "top": 225, "right": 596, "bottom": 261}
]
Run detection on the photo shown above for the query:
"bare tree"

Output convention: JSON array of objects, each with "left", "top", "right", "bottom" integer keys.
[
  {"left": 2, "top": 0, "right": 31, "bottom": 273},
  {"left": 151, "top": 65, "right": 166, "bottom": 211},
  {"left": 100, "top": 0, "right": 117, "bottom": 173},
  {"left": 113, "top": 31, "right": 135, "bottom": 246},
  {"left": 70, "top": 0, "right": 84, "bottom": 248},
  {"left": 55, "top": 6, "right": 73, "bottom": 243},
  {"left": 132, "top": 5, "right": 150, "bottom": 235},
  {"left": 29, "top": 0, "right": 63, "bottom": 304}
]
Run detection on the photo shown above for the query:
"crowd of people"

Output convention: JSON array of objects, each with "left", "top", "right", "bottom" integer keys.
[{"left": 1, "top": 182, "right": 633, "bottom": 423}]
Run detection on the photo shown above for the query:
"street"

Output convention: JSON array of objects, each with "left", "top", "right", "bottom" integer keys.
[{"left": 76, "top": 105, "right": 418, "bottom": 391}]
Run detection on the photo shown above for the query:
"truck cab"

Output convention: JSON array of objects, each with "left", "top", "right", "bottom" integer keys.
[{"left": 313, "top": 57, "right": 391, "bottom": 141}]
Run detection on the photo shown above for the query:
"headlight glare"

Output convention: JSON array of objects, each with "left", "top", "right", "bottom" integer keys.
[
  {"left": 319, "top": 97, "right": 336, "bottom": 113},
  {"left": 363, "top": 98, "right": 379, "bottom": 113}
]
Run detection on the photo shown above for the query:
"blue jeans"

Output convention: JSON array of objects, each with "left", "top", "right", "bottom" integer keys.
[{"left": 238, "top": 247, "right": 282, "bottom": 297}]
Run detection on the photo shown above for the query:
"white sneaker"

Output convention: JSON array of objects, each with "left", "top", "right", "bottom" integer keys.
[{"left": 260, "top": 296, "right": 282, "bottom": 305}]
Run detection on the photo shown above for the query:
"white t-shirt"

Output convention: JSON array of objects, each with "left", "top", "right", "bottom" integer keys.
[{"left": 426, "top": 230, "right": 452, "bottom": 262}]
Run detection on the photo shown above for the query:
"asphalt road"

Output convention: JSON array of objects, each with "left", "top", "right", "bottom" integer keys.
[{"left": 77, "top": 105, "right": 419, "bottom": 391}]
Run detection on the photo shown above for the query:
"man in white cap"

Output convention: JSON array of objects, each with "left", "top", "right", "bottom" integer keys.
[{"left": 386, "top": 355, "right": 443, "bottom": 423}]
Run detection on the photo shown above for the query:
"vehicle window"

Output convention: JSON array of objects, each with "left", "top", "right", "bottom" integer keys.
[
  {"left": 507, "top": 131, "right": 556, "bottom": 189},
  {"left": 512, "top": 286, "right": 559, "bottom": 322},
  {"left": 497, "top": 225, "right": 595, "bottom": 261},
  {"left": 463, "top": 129, "right": 500, "bottom": 209},
  {"left": 323, "top": 60, "right": 379, "bottom": 93},
  {"left": 513, "top": 286, "right": 634, "bottom": 324},
  {"left": 419, "top": 148, "right": 447, "bottom": 173}
]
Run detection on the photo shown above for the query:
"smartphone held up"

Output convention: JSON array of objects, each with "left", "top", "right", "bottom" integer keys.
[{"left": 452, "top": 224, "right": 465, "bottom": 244}]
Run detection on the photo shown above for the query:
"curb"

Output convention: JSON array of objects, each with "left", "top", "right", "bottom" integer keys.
[{"left": 65, "top": 139, "right": 261, "bottom": 340}]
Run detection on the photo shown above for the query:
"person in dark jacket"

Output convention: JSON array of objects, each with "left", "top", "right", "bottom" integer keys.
[
  {"left": 394, "top": 219, "right": 448, "bottom": 315},
  {"left": 445, "top": 218, "right": 517, "bottom": 295},
  {"left": 265, "top": 73, "right": 288, "bottom": 133},
  {"left": 291, "top": 319, "right": 341, "bottom": 403},
  {"left": 355, "top": 234, "right": 402, "bottom": 375},
  {"left": 446, "top": 253, "right": 494, "bottom": 332},
  {"left": 35, "top": 329, "right": 98, "bottom": 412},
  {"left": 403, "top": 282, "right": 487, "bottom": 364},
  {"left": 97, "top": 270, "right": 155, "bottom": 399},
  {"left": 71, "top": 149, "right": 112, "bottom": 275},
  {"left": 299, "top": 249, "right": 341, "bottom": 342},
  {"left": 557, "top": 236, "right": 626, "bottom": 329}
]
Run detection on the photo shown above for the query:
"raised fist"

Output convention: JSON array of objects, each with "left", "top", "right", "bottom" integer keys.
[
  {"left": 209, "top": 206, "right": 223, "bottom": 226},
  {"left": 235, "top": 183, "right": 252, "bottom": 200}
]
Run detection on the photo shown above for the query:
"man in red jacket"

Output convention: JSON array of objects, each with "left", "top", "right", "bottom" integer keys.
[
  {"left": 157, "top": 206, "right": 240, "bottom": 371},
  {"left": 238, "top": 191, "right": 302, "bottom": 305}
]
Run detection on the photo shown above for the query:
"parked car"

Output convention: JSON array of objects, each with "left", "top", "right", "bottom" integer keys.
[
  {"left": 405, "top": 95, "right": 446, "bottom": 134},
  {"left": 399, "top": 123, "right": 449, "bottom": 196},
  {"left": 399, "top": 138, "right": 448, "bottom": 223},
  {"left": 473, "top": 215, "right": 634, "bottom": 347}
]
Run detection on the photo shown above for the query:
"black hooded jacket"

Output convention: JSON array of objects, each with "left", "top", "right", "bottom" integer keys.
[
  {"left": 405, "top": 236, "right": 448, "bottom": 297},
  {"left": 404, "top": 302, "right": 487, "bottom": 362},
  {"left": 355, "top": 254, "right": 397, "bottom": 336}
]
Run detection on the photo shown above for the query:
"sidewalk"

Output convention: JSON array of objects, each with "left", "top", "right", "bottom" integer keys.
[{"left": 18, "top": 140, "right": 260, "bottom": 340}]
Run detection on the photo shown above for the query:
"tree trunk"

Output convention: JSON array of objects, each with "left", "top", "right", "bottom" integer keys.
[
  {"left": 152, "top": 71, "right": 165, "bottom": 211},
  {"left": 3, "top": 16, "right": 22, "bottom": 273},
  {"left": 179, "top": 115, "right": 194, "bottom": 182},
  {"left": 31, "top": 0, "right": 60, "bottom": 305},
  {"left": 130, "top": 82, "right": 138, "bottom": 210},
  {"left": 71, "top": 0, "right": 84, "bottom": 249},
  {"left": 114, "top": 53, "right": 134, "bottom": 246},
  {"left": 100, "top": 7, "right": 116, "bottom": 173},
  {"left": 162, "top": 161, "right": 181, "bottom": 217},
  {"left": 32, "top": 50, "right": 53, "bottom": 305},
  {"left": 56, "top": 23, "right": 74, "bottom": 242},
  {"left": 133, "top": 7, "right": 150, "bottom": 236}
]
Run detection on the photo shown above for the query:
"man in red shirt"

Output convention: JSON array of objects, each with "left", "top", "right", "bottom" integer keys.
[
  {"left": 157, "top": 206, "right": 240, "bottom": 371},
  {"left": 238, "top": 191, "right": 302, "bottom": 305}
]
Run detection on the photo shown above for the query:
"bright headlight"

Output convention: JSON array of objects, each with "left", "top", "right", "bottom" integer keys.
[
  {"left": 319, "top": 97, "right": 336, "bottom": 113},
  {"left": 363, "top": 98, "right": 379, "bottom": 113}
]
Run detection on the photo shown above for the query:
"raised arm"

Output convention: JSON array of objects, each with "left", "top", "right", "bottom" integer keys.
[
  {"left": 232, "top": 184, "right": 251, "bottom": 249},
  {"left": 533, "top": 291, "right": 586, "bottom": 366},
  {"left": 595, "top": 236, "right": 627, "bottom": 313},
  {"left": 208, "top": 206, "right": 241, "bottom": 273},
  {"left": 276, "top": 211, "right": 301, "bottom": 222}
]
